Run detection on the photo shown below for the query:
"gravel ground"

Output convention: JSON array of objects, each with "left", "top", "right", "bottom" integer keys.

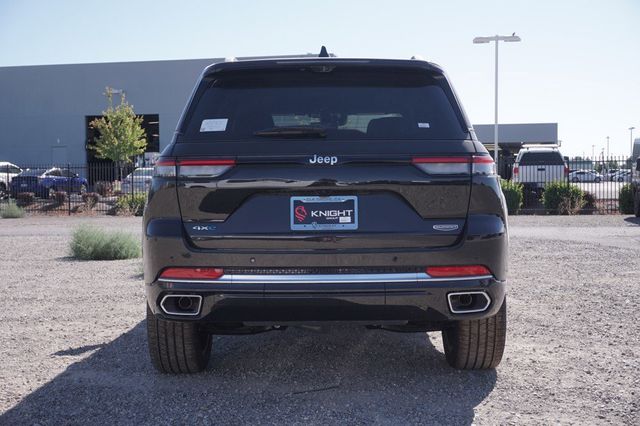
[{"left": 0, "top": 215, "right": 639, "bottom": 425}]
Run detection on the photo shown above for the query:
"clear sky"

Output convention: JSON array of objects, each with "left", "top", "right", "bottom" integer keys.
[{"left": 1, "top": 0, "right": 638, "bottom": 157}]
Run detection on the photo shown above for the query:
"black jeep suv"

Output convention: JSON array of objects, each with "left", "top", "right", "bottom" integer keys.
[{"left": 144, "top": 54, "right": 508, "bottom": 373}]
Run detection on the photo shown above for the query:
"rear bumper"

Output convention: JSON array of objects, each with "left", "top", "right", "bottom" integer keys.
[
  {"left": 147, "top": 273, "right": 505, "bottom": 324},
  {"left": 144, "top": 214, "right": 507, "bottom": 325}
]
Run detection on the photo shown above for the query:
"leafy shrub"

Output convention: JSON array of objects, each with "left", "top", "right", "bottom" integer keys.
[
  {"left": 116, "top": 193, "right": 146, "bottom": 216},
  {"left": 70, "top": 225, "right": 141, "bottom": 260},
  {"left": 1, "top": 202, "right": 25, "bottom": 218},
  {"left": 16, "top": 192, "right": 35, "bottom": 207},
  {"left": 52, "top": 191, "right": 68, "bottom": 205},
  {"left": 82, "top": 192, "right": 100, "bottom": 210},
  {"left": 500, "top": 179, "right": 523, "bottom": 214},
  {"left": 581, "top": 191, "right": 597, "bottom": 214},
  {"left": 543, "top": 183, "right": 584, "bottom": 215},
  {"left": 619, "top": 184, "right": 634, "bottom": 214},
  {"left": 95, "top": 181, "right": 113, "bottom": 197}
]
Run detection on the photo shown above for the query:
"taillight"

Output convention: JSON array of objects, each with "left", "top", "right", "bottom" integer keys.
[
  {"left": 159, "top": 267, "right": 224, "bottom": 280},
  {"left": 154, "top": 159, "right": 176, "bottom": 177},
  {"left": 426, "top": 265, "right": 492, "bottom": 278},
  {"left": 513, "top": 166, "right": 519, "bottom": 175},
  {"left": 178, "top": 159, "right": 236, "bottom": 177},
  {"left": 471, "top": 155, "right": 496, "bottom": 175},
  {"left": 153, "top": 159, "right": 236, "bottom": 178},
  {"left": 564, "top": 166, "right": 569, "bottom": 176},
  {"left": 412, "top": 155, "right": 495, "bottom": 175}
]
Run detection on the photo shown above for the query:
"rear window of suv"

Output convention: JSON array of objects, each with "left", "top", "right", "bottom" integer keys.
[
  {"left": 179, "top": 67, "right": 468, "bottom": 141},
  {"left": 518, "top": 151, "right": 565, "bottom": 165}
]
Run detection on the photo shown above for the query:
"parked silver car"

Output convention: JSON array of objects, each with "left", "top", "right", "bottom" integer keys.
[
  {"left": 569, "top": 170, "right": 602, "bottom": 183},
  {"left": 610, "top": 170, "right": 631, "bottom": 182},
  {"left": 604, "top": 169, "right": 620, "bottom": 181},
  {"left": 121, "top": 167, "right": 153, "bottom": 194},
  {"left": 0, "top": 161, "right": 23, "bottom": 197}
]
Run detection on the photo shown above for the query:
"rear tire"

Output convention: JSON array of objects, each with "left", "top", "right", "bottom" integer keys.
[
  {"left": 146, "top": 305, "right": 212, "bottom": 373},
  {"left": 441, "top": 298, "right": 507, "bottom": 369}
]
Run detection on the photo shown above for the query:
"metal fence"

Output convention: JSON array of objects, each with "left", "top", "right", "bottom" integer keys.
[
  {"left": 0, "top": 157, "right": 635, "bottom": 216},
  {"left": 0, "top": 163, "right": 151, "bottom": 215},
  {"left": 502, "top": 155, "right": 634, "bottom": 214}
]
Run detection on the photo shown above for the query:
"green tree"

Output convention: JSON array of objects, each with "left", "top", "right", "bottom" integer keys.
[
  {"left": 606, "top": 160, "right": 619, "bottom": 170},
  {"left": 90, "top": 87, "right": 147, "bottom": 179}
]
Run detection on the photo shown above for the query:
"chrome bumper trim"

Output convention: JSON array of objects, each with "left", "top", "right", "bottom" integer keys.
[{"left": 158, "top": 272, "right": 494, "bottom": 285}]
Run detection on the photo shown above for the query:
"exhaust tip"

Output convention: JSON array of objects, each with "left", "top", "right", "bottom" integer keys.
[
  {"left": 447, "top": 291, "right": 491, "bottom": 314},
  {"left": 177, "top": 296, "right": 194, "bottom": 311},
  {"left": 160, "top": 295, "right": 202, "bottom": 316}
]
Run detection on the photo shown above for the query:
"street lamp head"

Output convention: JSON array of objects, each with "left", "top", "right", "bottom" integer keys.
[
  {"left": 473, "top": 34, "right": 521, "bottom": 44},
  {"left": 630, "top": 127, "right": 636, "bottom": 131},
  {"left": 473, "top": 37, "right": 492, "bottom": 44},
  {"left": 503, "top": 35, "right": 521, "bottom": 42}
]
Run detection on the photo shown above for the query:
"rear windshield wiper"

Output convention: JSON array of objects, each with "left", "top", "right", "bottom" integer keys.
[{"left": 253, "top": 126, "right": 326, "bottom": 138}]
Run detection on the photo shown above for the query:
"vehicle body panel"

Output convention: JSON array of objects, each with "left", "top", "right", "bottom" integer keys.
[{"left": 143, "top": 57, "right": 508, "bottom": 327}]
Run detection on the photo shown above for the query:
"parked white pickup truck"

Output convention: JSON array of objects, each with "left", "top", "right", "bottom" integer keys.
[
  {"left": 512, "top": 145, "right": 568, "bottom": 189},
  {"left": 0, "top": 161, "right": 22, "bottom": 197}
]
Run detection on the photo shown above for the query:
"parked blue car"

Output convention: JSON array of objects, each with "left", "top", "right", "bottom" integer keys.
[{"left": 11, "top": 168, "right": 88, "bottom": 199}]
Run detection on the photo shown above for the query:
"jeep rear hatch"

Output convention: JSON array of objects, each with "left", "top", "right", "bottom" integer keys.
[{"left": 167, "top": 64, "right": 482, "bottom": 251}]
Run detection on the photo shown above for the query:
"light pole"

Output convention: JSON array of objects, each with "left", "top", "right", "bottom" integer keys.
[
  {"left": 473, "top": 33, "right": 522, "bottom": 175},
  {"left": 630, "top": 127, "right": 635, "bottom": 156}
]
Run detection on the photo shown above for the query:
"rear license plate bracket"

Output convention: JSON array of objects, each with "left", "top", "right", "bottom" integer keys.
[{"left": 290, "top": 196, "right": 358, "bottom": 231}]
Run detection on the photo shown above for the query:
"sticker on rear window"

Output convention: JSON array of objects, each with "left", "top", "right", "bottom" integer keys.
[
  {"left": 418, "top": 122, "right": 430, "bottom": 128},
  {"left": 200, "top": 118, "right": 228, "bottom": 132}
]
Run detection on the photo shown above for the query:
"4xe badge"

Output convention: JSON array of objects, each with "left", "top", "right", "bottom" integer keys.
[{"left": 190, "top": 225, "right": 217, "bottom": 232}]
